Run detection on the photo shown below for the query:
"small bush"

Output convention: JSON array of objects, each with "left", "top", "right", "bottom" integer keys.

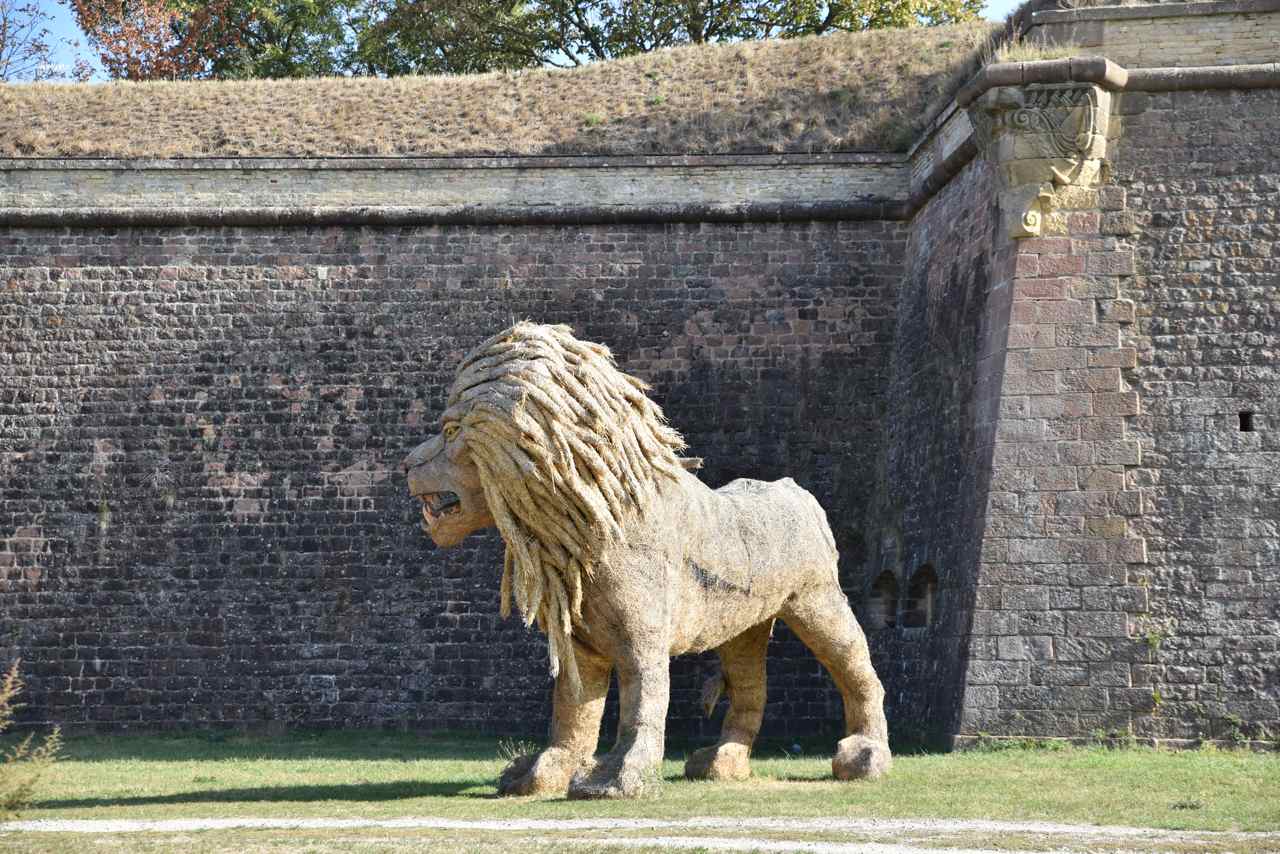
[
  {"left": 496, "top": 736, "right": 539, "bottom": 763},
  {"left": 0, "top": 661, "right": 62, "bottom": 821}
]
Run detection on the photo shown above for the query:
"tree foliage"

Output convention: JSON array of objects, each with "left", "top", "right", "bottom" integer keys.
[
  {"left": 68, "top": 0, "right": 984, "bottom": 79},
  {"left": 0, "top": 661, "right": 62, "bottom": 821},
  {"left": 528, "top": 0, "right": 983, "bottom": 66},
  {"left": 351, "top": 1, "right": 546, "bottom": 75},
  {"left": 67, "top": 0, "right": 246, "bottom": 79}
]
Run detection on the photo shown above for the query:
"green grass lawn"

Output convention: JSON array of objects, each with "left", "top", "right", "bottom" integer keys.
[{"left": 3, "top": 731, "right": 1277, "bottom": 834}]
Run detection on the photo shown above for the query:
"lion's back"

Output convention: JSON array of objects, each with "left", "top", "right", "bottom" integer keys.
[{"left": 714, "top": 476, "right": 838, "bottom": 575}]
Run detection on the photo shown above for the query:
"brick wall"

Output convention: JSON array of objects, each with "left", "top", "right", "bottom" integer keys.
[{"left": 0, "top": 219, "right": 905, "bottom": 739}]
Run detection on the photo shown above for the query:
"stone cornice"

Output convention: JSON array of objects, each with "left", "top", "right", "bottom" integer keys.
[
  {"left": 952, "top": 58, "right": 1280, "bottom": 110},
  {"left": 907, "top": 60, "right": 1280, "bottom": 217},
  {"left": 0, "top": 155, "right": 907, "bottom": 226},
  {"left": 954, "top": 58, "right": 1131, "bottom": 109},
  {"left": 1127, "top": 63, "right": 1280, "bottom": 90}
]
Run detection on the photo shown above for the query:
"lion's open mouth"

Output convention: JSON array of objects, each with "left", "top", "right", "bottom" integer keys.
[{"left": 419, "top": 491, "right": 461, "bottom": 525}]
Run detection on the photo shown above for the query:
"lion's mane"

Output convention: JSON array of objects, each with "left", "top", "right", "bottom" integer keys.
[{"left": 442, "top": 323, "right": 686, "bottom": 695}]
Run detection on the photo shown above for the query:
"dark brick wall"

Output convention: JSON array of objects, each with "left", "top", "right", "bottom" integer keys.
[
  {"left": 1114, "top": 88, "right": 1280, "bottom": 743},
  {"left": 860, "top": 158, "right": 1004, "bottom": 744},
  {"left": 0, "top": 220, "right": 905, "bottom": 740}
]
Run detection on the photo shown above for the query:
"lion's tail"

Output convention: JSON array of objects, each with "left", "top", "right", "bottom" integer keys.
[{"left": 700, "top": 670, "right": 725, "bottom": 718}]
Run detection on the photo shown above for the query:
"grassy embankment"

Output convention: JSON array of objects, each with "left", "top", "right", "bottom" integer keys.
[{"left": 0, "top": 21, "right": 999, "bottom": 158}]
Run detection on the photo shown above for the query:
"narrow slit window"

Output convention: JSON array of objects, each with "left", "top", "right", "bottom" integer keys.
[
  {"left": 1240, "top": 411, "right": 1255, "bottom": 432},
  {"left": 903, "top": 565, "right": 939, "bottom": 629}
]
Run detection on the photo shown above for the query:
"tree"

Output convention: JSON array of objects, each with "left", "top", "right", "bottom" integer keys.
[
  {"left": 351, "top": 0, "right": 545, "bottom": 76},
  {"left": 69, "top": 0, "right": 983, "bottom": 80},
  {"left": 70, "top": 0, "right": 374, "bottom": 79},
  {"left": 66, "top": 0, "right": 245, "bottom": 80},
  {"left": 367, "top": 0, "right": 985, "bottom": 69},
  {"left": 767, "top": 0, "right": 986, "bottom": 35},
  {"left": 0, "top": 661, "right": 61, "bottom": 821},
  {"left": 0, "top": 0, "right": 91, "bottom": 81},
  {"left": 208, "top": 0, "right": 361, "bottom": 78}
]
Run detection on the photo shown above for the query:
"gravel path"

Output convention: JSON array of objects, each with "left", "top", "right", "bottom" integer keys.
[
  {"left": 2, "top": 814, "right": 1274, "bottom": 842},
  {"left": 562, "top": 835, "right": 1059, "bottom": 853}
]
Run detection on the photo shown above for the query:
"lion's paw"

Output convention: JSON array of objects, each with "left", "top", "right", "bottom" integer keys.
[
  {"left": 567, "top": 763, "right": 646, "bottom": 800},
  {"left": 684, "top": 742, "right": 751, "bottom": 781},
  {"left": 832, "top": 734, "right": 892, "bottom": 781},
  {"left": 497, "top": 748, "right": 581, "bottom": 796}
]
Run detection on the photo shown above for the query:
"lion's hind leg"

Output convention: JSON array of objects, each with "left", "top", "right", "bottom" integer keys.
[
  {"left": 498, "top": 645, "right": 612, "bottom": 796},
  {"left": 781, "top": 584, "right": 892, "bottom": 781},
  {"left": 684, "top": 619, "right": 773, "bottom": 782}
]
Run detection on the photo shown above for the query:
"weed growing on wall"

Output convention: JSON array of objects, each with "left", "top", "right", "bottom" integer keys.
[{"left": 0, "top": 661, "right": 62, "bottom": 820}]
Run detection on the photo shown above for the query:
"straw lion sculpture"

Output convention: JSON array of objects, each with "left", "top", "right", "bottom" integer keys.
[{"left": 401, "top": 322, "right": 891, "bottom": 799}]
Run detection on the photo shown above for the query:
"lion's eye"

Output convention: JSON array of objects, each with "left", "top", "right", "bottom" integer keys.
[{"left": 443, "top": 423, "right": 460, "bottom": 441}]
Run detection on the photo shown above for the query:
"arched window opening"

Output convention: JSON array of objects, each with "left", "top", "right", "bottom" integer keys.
[
  {"left": 903, "top": 564, "right": 939, "bottom": 629},
  {"left": 867, "top": 571, "right": 898, "bottom": 631}
]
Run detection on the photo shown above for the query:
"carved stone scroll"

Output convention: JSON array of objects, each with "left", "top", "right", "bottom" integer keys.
[{"left": 968, "top": 83, "right": 1111, "bottom": 239}]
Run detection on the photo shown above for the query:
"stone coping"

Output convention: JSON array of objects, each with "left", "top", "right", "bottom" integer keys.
[
  {"left": 951, "top": 58, "right": 1280, "bottom": 107},
  {"left": 953, "top": 57, "right": 1131, "bottom": 108},
  {"left": 1127, "top": 63, "right": 1280, "bottom": 89},
  {"left": 0, "top": 152, "right": 904, "bottom": 171},
  {"left": 1031, "top": 0, "right": 1280, "bottom": 25},
  {"left": 0, "top": 201, "right": 910, "bottom": 228}
]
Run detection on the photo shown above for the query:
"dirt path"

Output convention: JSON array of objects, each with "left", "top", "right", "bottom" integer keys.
[{"left": 4, "top": 815, "right": 1277, "bottom": 852}]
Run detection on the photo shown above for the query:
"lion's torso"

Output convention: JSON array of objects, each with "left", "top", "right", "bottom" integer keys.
[{"left": 573, "top": 470, "right": 841, "bottom": 659}]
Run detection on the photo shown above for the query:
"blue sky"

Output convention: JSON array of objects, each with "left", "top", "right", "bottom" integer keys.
[{"left": 39, "top": 0, "right": 1024, "bottom": 81}]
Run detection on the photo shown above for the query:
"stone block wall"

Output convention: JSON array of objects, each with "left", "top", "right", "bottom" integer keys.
[
  {"left": 960, "top": 181, "right": 1157, "bottom": 740},
  {"left": 0, "top": 219, "right": 904, "bottom": 738},
  {"left": 1114, "top": 88, "right": 1280, "bottom": 744},
  {"left": 0, "top": 154, "right": 907, "bottom": 222},
  {"left": 958, "top": 78, "right": 1280, "bottom": 746},
  {"left": 1028, "top": 1, "right": 1280, "bottom": 69}
]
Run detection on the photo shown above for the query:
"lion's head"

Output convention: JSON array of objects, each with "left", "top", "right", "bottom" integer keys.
[{"left": 401, "top": 322, "right": 686, "bottom": 694}]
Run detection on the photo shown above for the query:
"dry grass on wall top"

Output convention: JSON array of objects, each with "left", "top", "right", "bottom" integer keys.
[{"left": 0, "top": 21, "right": 997, "bottom": 158}]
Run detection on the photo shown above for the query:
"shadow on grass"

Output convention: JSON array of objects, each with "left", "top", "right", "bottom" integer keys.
[
  {"left": 35, "top": 778, "right": 489, "bottom": 810},
  {"left": 42, "top": 730, "right": 506, "bottom": 764},
  {"left": 43, "top": 729, "right": 950, "bottom": 766}
]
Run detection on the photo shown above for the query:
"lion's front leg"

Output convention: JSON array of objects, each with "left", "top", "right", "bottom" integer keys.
[
  {"left": 781, "top": 585, "right": 892, "bottom": 781},
  {"left": 498, "top": 646, "right": 611, "bottom": 796},
  {"left": 568, "top": 647, "right": 669, "bottom": 800}
]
